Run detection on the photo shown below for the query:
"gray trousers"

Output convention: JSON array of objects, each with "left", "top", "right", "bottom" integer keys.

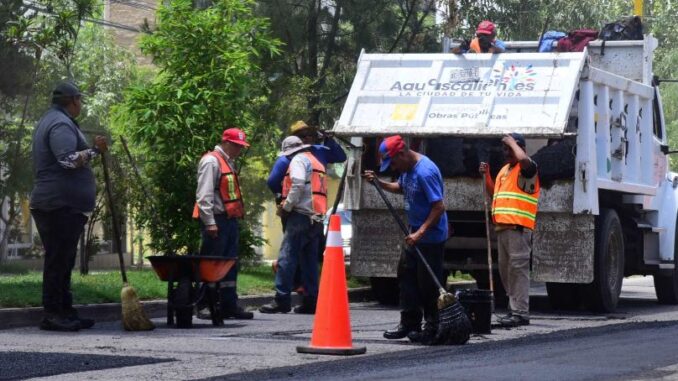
[{"left": 496, "top": 229, "right": 533, "bottom": 317}]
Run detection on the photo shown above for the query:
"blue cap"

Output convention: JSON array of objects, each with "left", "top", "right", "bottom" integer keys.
[
  {"left": 379, "top": 141, "right": 391, "bottom": 172},
  {"left": 378, "top": 136, "right": 406, "bottom": 172},
  {"left": 509, "top": 132, "right": 526, "bottom": 148}
]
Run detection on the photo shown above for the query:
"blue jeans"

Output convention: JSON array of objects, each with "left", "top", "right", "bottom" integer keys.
[
  {"left": 274, "top": 212, "right": 322, "bottom": 304},
  {"left": 199, "top": 214, "right": 239, "bottom": 312}
]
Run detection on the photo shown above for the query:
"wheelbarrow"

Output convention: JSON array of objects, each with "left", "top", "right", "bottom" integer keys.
[{"left": 147, "top": 255, "right": 236, "bottom": 328}]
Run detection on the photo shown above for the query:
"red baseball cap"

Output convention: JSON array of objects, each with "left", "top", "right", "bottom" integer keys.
[
  {"left": 222, "top": 128, "right": 250, "bottom": 147},
  {"left": 476, "top": 20, "right": 496, "bottom": 35},
  {"left": 379, "top": 135, "right": 406, "bottom": 172}
]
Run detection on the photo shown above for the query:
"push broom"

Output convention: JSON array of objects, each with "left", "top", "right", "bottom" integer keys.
[
  {"left": 370, "top": 180, "right": 471, "bottom": 345},
  {"left": 101, "top": 152, "right": 155, "bottom": 331}
]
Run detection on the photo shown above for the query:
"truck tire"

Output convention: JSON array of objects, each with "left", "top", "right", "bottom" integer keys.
[
  {"left": 546, "top": 282, "right": 580, "bottom": 310},
  {"left": 584, "top": 208, "right": 625, "bottom": 312},
  {"left": 174, "top": 278, "right": 193, "bottom": 328},
  {"left": 653, "top": 215, "right": 678, "bottom": 304},
  {"left": 370, "top": 277, "right": 399, "bottom": 305}
]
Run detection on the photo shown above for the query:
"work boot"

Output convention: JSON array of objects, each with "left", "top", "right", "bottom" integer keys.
[
  {"left": 293, "top": 297, "right": 316, "bottom": 314},
  {"left": 383, "top": 323, "right": 420, "bottom": 340},
  {"left": 259, "top": 300, "right": 291, "bottom": 314},
  {"left": 40, "top": 313, "right": 81, "bottom": 332},
  {"left": 222, "top": 306, "right": 254, "bottom": 320},
  {"left": 497, "top": 313, "right": 529, "bottom": 327}
]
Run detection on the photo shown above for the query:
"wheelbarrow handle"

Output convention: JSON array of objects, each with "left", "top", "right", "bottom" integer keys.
[{"left": 369, "top": 179, "right": 445, "bottom": 292}]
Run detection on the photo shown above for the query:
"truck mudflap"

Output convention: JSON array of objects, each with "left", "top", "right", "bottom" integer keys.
[
  {"left": 350, "top": 210, "right": 403, "bottom": 278},
  {"left": 533, "top": 213, "right": 595, "bottom": 283}
]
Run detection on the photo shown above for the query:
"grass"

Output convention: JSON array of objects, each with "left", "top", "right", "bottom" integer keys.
[{"left": 0, "top": 264, "right": 369, "bottom": 308}]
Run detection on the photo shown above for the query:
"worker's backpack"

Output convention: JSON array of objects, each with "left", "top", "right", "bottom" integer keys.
[
  {"left": 599, "top": 16, "right": 644, "bottom": 41},
  {"left": 599, "top": 16, "right": 644, "bottom": 55},
  {"left": 556, "top": 29, "right": 599, "bottom": 52}
]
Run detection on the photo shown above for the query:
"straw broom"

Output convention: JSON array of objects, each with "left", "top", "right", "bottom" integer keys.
[{"left": 101, "top": 152, "right": 155, "bottom": 331}]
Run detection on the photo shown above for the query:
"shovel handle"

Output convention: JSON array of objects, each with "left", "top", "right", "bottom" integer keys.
[{"left": 370, "top": 179, "right": 446, "bottom": 291}]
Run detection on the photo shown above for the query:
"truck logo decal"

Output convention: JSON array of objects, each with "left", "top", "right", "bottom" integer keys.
[{"left": 494, "top": 64, "right": 537, "bottom": 91}]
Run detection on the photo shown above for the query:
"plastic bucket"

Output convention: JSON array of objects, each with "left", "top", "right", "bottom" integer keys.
[{"left": 458, "top": 289, "right": 492, "bottom": 334}]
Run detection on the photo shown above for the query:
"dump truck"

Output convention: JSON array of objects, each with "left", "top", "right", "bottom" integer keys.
[{"left": 333, "top": 35, "right": 678, "bottom": 312}]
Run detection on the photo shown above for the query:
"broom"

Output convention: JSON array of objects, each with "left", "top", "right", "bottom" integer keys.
[
  {"left": 370, "top": 180, "right": 471, "bottom": 345},
  {"left": 100, "top": 152, "right": 155, "bottom": 331}
]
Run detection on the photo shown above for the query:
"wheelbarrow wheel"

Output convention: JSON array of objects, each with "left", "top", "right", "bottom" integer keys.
[{"left": 175, "top": 277, "right": 193, "bottom": 328}]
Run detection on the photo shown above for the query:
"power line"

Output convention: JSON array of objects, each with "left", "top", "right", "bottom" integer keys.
[{"left": 22, "top": 1, "right": 143, "bottom": 33}]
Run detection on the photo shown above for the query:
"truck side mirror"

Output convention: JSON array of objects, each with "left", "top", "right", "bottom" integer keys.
[{"left": 660, "top": 144, "right": 678, "bottom": 155}]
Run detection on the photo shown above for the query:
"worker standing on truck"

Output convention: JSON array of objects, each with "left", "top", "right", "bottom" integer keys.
[
  {"left": 193, "top": 127, "right": 254, "bottom": 320},
  {"left": 480, "top": 133, "right": 540, "bottom": 327},
  {"left": 453, "top": 20, "right": 506, "bottom": 53},
  {"left": 363, "top": 135, "right": 448, "bottom": 343}
]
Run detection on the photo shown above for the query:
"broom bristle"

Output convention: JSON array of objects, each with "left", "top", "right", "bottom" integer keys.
[
  {"left": 121, "top": 285, "right": 155, "bottom": 331},
  {"left": 421, "top": 290, "right": 471, "bottom": 346},
  {"left": 437, "top": 289, "right": 457, "bottom": 309}
]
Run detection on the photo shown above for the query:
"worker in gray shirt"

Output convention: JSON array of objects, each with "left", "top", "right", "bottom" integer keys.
[
  {"left": 30, "top": 82, "right": 107, "bottom": 331},
  {"left": 260, "top": 136, "right": 328, "bottom": 314},
  {"left": 192, "top": 127, "right": 253, "bottom": 320}
]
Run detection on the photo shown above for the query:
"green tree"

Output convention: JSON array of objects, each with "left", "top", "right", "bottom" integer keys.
[{"left": 113, "top": 0, "right": 281, "bottom": 258}]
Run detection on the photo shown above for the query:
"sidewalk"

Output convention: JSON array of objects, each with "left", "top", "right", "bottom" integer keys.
[{"left": 0, "top": 287, "right": 374, "bottom": 330}]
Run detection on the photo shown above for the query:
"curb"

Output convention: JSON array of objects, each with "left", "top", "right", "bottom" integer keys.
[{"left": 0, "top": 287, "right": 374, "bottom": 330}]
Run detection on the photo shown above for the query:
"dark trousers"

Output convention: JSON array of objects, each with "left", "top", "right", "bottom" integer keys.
[
  {"left": 398, "top": 241, "right": 445, "bottom": 329},
  {"left": 274, "top": 212, "right": 322, "bottom": 304},
  {"left": 199, "top": 214, "right": 239, "bottom": 312},
  {"left": 32, "top": 208, "right": 88, "bottom": 315}
]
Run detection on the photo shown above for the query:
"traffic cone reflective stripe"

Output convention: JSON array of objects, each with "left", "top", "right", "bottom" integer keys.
[{"left": 296, "top": 214, "right": 366, "bottom": 356}]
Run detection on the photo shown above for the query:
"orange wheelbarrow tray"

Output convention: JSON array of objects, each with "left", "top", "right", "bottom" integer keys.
[
  {"left": 147, "top": 255, "right": 236, "bottom": 283},
  {"left": 147, "top": 255, "right": 237, "bottom": 328}
]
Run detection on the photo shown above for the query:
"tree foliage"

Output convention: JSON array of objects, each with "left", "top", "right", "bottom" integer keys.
[{"left": 113, "top": 0, "right": 281, "bottom": 257}]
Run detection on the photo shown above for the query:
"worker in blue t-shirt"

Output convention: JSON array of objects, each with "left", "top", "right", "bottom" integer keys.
[{"left": 363, "top": 135, "right": 449, "bottom": 344}]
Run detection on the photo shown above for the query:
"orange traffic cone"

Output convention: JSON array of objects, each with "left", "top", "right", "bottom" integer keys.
[{"left": 296, "top": 214, "right": 366, "bottom": 356}]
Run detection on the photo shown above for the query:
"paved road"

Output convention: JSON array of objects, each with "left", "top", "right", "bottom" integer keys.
[{"left": 1, "top": 277, "right": 677, "bottom": 380}]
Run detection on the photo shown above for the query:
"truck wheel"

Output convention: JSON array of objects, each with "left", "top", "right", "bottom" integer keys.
[
  {"left": 174, "top": 278, "right": 193, "bottom": 328},
  {"left": 584, "top": 208, "right": 625, "bottom": 312},
  {"left": 653, "top": 215, "right": 678, "bottom": 304},
  {"left": 546, "top": 283, "right": 580, "bottom": 310},
  {"left": 370, "top": 277, "right": 399, "bottom": 305},
  {"left": 472, "top": 270, "right": 508, "bottom": 308}
]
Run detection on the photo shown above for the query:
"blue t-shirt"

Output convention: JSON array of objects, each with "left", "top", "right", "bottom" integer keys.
[
  {"left": 398, "top": 155, "right": 448, "bottom": 244},
  {"left": 266, "top": 138, "right": 346, "bottom": 194}
]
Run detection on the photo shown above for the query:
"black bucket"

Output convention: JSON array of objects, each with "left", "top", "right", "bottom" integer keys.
[{"left": 457, "top": 289, "right": 492, "bottom": 334}]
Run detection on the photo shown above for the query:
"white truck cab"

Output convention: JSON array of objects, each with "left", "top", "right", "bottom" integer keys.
[{"left": 333, "top": 36, "right": 678, "bottom": 312}]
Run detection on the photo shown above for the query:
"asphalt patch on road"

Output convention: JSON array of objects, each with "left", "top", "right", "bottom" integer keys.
[
  {"left": 0, "top": 351, "right": 173, "bottom": 380},
  {"left": 196, "top": 320, "right": 678, "bottom": 381}
]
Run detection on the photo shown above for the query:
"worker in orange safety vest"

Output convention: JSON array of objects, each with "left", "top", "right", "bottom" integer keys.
[
  {"left": 260, "top": 136, "right": 327, "bottom": 314},
  {"left": 480, "top": 133, "right": 540, "bottom": 327},
  {"left": 193, "top": 127, "right": 253, "bottom": 320}
]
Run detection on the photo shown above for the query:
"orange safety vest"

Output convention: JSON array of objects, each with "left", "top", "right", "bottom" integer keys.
[
  {"left": 192, "top": 151, "right": 244, "bottom": 220},
  {"left": 469, "top": 37, "right": 500, "bottom": 53},
  {"left": 491, "top": 163, "right": 540, "bottom": 230},
  {"left": 281, "top": 152, "right": 327, "bottom": 215}
]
